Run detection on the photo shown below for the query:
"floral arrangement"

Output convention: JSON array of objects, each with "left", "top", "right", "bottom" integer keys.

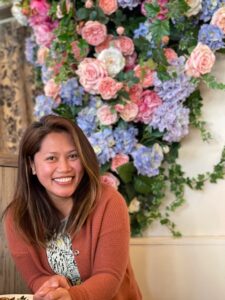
[{"left": 11, "top": 0, "right": 225, "bottom": 236}]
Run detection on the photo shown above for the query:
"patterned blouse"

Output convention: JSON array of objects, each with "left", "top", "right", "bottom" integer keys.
[{"left": 46, "top": 219, "right": 81, "bottom": 285}]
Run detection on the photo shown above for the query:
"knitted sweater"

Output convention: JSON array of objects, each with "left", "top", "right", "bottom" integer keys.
[{"left": 4, "top": 184, "right": 142, "bottom": 300}]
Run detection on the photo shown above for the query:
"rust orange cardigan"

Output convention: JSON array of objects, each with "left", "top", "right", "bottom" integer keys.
[{"left": 4, "top": 184, "right": 142, "bottom": 300}]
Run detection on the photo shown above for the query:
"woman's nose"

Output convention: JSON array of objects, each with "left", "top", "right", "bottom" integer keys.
[{"left": 57, "top": 158, "right": 71, "bottom": 172}]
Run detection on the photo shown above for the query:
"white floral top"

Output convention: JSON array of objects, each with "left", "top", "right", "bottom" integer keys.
[{"left": 46, "top": 220, "right": 81, "bottom": 285}]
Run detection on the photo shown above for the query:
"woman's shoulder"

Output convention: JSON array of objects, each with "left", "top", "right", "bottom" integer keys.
[{"left": 99, "top": 183, "right": 127, "bottom": 205}]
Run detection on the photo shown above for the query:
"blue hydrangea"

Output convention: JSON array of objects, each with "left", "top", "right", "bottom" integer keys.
[
  {"left": 199, "top": 0, "right": 225, "bottom": 22},
  {"left": 34, "top": 95, "right": 57, "bottom": 119},
  {"left": 25, "top": 36, "right": 37, "bottom": 65},
  {"left": 117, "top": 0, "right": 141, "bottom": 9},
  {"left": 134, "top": 22, "right": 150, "bottom": 39},
  {"left": 113, "top": 126, "right": 138, "bottom": 154},
  {"left": 154, "top": 57, "right": 196, "bottom": 103},
  {"left": 60, "top": 78, "right": 84, "bottom": 106},
  {"left": 76, "top": 107, "right": 97, "bottom": 137},
  {"left": 149, "top": 102, "right": 190, "bottom": 143},
  {"left": 131, "top": 144, "right": 164, "bottom": 177},
  {"left": 41, "top": 65, "right": 52, "bottom": 84},
  {"left": 198, "top": 24, "right": 225, "bottom": 51},
  {"left": 88, "top": 129, "right": 116, "bottom": 165}
]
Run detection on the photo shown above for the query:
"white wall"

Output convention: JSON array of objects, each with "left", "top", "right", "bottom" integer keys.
[{"left": 130, "top": 54, "right": 225, "bottom": 300}]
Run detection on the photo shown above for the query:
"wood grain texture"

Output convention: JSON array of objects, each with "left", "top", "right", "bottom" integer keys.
[{"left": 0, "top": 164, "right": 30, "bottom": 294}]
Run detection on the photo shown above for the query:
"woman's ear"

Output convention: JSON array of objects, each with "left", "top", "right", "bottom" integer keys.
[{"left": 29, "top": 157, "right": 36, "bottom": 175}]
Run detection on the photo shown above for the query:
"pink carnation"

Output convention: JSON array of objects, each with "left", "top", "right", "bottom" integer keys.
[
  {"left": 134, "top": 65, "right": 155, "bottom": 88},
  {"left": 211, "top": 7, "right": 225, "bottom": 34},
  {"left": 111, "top": 154, "right": 129, "bottom": 172},
  {"left": 113, "top": 36, "right": 135, "bottom": 56},
  {"left": 135, "top": 90, "right": 162, "bottom": 124},
  {"left": 101, "top": 172, "right": 120, "bottom": 189},
  {"left": 98, "top": 77, "right": 123, "bottom": 100},
  {"left": 185, "top": 43, "right": 215, "bottom": 78},
  {"left": 44, "top": 79, "right": 61, "bottom": 100},
  {"left": 97, "top": 105, "right": 118, "bottom": 125},
  {"left": 81, "top": 21, "right": 107, "bottom": 46},
  {"left": 164, "top": 48, "right": 178, "bottom": 63},
  {"left": 115, "top": 101, "right": 139, "bottom": 122},
  {"left": 98, "top": 0, "right": 118, "bottom": 15},
  {"left": 76, "top": 58, "right": 108, "bottom": 94}
]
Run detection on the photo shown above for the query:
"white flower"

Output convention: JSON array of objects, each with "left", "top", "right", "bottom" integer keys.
[
  {"left": 11, "top": 0, "right": 28, "bottom": 26},
  {"left": 185, "top": 0, "right": 202, "bottom": 17},
  {"left": 128, "top": 197, "right": 141, "bottom": 214},
  {"left": 97, "top": 47, "right": 125, "bottom": 78},
  {"left": 11, "top": 1, "right": 28, "bottom": 25},
  {"left": 162, "top": 145, "right": 170, "bottom": 154}
]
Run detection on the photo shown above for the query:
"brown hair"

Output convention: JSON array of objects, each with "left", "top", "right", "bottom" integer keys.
[{"left": 4, "top": 115, "right": 100, "bottom": 247}]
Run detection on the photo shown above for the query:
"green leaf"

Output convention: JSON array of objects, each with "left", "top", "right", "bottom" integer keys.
[
  {"left": 202, "top": 74, "right": 225, "bottom": 90},
  {"left": 117, "top": 162, "right": 136, "bottom": 183},
  {"left": 134, "top": 175, "right": 153, "bottom": 195},
  {"left": 76, "top": 7, "right": 90, "bottom": 20},
  {"left": 150, "top": 19, "right": 170, "bottom": 45},
  {"left": 145, "top": 3, "right": 160, "bottom": 18}
]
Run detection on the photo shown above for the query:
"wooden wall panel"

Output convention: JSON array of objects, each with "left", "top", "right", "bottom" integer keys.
[{"left": 0, "top": 156, "right": 30, "bottom": 294}]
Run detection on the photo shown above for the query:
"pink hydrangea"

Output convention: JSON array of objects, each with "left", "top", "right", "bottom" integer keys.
[
  {"left": 185, "top": 43, "right": 215, "bottom": 78},
  {"left": 97, "top": 105, "right": 118, "bottom": 125},
  {"left": 135, "top": 90, "right": 162, "bottom": 124},
  {"left": 101, "top": 172, "right": 120, "bottom": 189},
  {"left": 98, "top": 0, "right": 118, "bottom": 15},
  {"left": 111, "top": 154, "right": 130, "bottom": 172},
  {"left": 33, "top": 21, "right": 57, "bottom": 47},
  {"left": 98, "top": 77, "right": 123, "bottom": 100},
  {"left": 76, "top": 58, "right": 108, "bottom": 94},
  {"left": 81, "top": 21, "right": 107, "bottom": 46}
]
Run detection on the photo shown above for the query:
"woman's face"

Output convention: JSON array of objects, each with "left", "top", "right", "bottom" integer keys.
[{"left": 31, "top": 131, "right": 84, "bottom": 206}]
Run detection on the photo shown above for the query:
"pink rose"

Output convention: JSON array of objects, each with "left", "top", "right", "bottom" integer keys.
[
  {"left": 95, "top": 34, "right": 114, "bottom": 53},
  {"left": 115, "top": 101, "right": 138, "bottom": 122},
  {"left": 97, "top": 105, "right": 118, "bottom": 125},
  {"left": 116, "top": 26, "right": 125, "bottom": 35},
  {"left": 33, "top": 21, "right": 57, "bottom": 47},
  {"left": 211, "top": 7, "right": 225, "bottom": 34},
  {"left": 76, "top": 58, "right": 108, "bottom": 94},
  {"left": 98, "top": 77, "right": 123, "bottom": 100},
  {"left": 81, "top": 21, "right": 107, "bottom": 46},
  {"left": 71, "top": 40, "right": 89, "bottom": 61},
  {"left": 127, "top": 83, "right": 143, "bottom": 103},
  {"left": 111, "top": 154, "right": 129, "bottom": 172},
  {"left": 134, "top": 65, "right": 155, "bottom": 88},
  {"left": 185, "top": 43, "right": 216, "bottom": 78},
  {"left": 113, "top": 36, "right": 134, "bottom": 56},
  {"left": 98, "top": 0, "right": 118, "bottom": 15},
  {"left": 101, "top": 172, "right": 120, "bottom": 189},
  {"left": 164, "top": 48, "right": 178, "bottom": 63},
  {"left": 135, "top": 90, "right": 162, "bottom": 124},
  {"left": 44, "top": 79, "right": 61, "bottom": 100},
  {"left": 85, "top": 0, "right": 94, "bottom": 8}
]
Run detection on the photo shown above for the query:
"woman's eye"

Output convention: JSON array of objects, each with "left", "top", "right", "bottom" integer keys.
[
  {"left": 46, "top": 156, "right": 56, "bottom": 161},
  {"left": 69, "top": 153, "right": 79, "bottom": 160}
]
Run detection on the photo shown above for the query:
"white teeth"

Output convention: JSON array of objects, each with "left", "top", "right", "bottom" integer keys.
[{"left": 54, "top": 177, "right": 72, "bottom": 183}]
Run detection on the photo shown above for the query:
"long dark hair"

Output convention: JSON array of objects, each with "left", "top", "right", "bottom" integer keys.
[{"left": 4, "top": 115, "right": 100, "bottom": 247}]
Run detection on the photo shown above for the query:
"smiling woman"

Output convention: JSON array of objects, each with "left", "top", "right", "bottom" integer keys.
[{"left": 2, "top": 115, "right": 142, "bottom": 300}]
